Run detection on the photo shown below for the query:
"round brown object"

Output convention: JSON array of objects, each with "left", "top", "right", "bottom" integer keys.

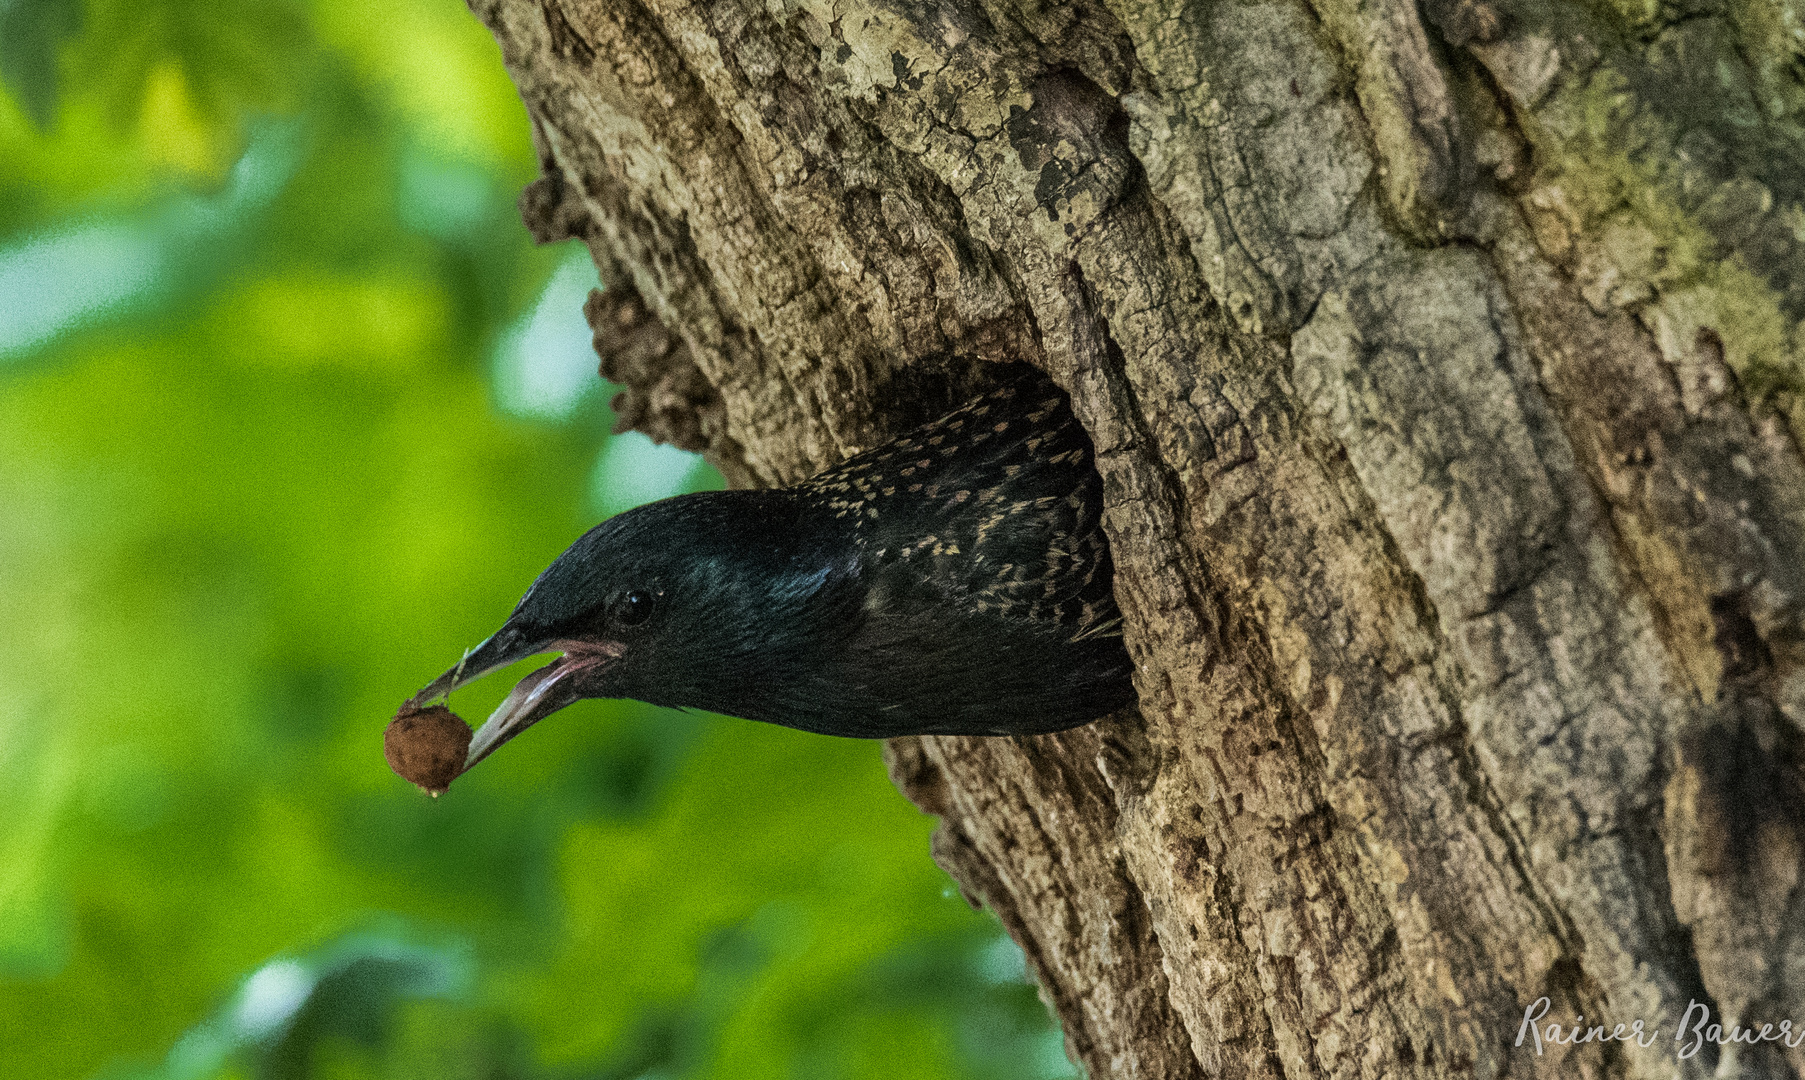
[{"left": 384, "top": 704, "right": 472, "bottom": 796}]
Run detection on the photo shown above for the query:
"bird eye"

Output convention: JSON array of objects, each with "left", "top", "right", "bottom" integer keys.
[{"left": 612, "top": 590, "right": 655, "bottom": 628}]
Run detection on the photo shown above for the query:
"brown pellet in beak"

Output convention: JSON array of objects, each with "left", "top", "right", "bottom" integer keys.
[{"left": 384, "top": 704, "right": 473, "bottom": 796}]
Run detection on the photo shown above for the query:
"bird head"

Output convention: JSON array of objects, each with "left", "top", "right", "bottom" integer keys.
[{"left": 408, "top": 489, "right": 848, "bottom": 771}]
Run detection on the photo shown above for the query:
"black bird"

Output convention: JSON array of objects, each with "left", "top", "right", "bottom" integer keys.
[{"left": 409, "top": 365, "right": 1135, "bottom": 771}]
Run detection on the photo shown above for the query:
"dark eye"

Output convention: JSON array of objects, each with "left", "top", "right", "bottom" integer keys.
[{"left": 612, "top": 589, "right": 656, "bottom": 628}]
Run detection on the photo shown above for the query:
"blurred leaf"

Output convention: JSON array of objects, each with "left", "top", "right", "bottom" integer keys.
[
  {"left": 0, "top": 0, "right": 82, "bottom": 129},
  {"left": 90, "top": 927, "right": 473, "bottom": 1080},
  {"left": 309, "top": 0, "right": 530, "bottom": 168},
  {"left": 76, "top": 0, "right": 311, "bottom": 133},
  {"left": 0, "top": 118, "right": 302, "bottom": 363}
]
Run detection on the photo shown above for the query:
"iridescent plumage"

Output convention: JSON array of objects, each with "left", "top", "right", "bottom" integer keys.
[{"left": 410, "top": 366, "right": 1135, "bottom": 769}]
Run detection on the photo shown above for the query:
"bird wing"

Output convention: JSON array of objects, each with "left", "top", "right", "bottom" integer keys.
[{"left": 800, "top": 371, "right": 1121, "bottom": 645}]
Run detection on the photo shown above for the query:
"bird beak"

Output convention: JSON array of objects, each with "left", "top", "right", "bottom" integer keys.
[
  {"left": 407, "top": 625, "right": 538, "bottom": 710},
  {"left": 409, "top": 628, "right": 624, "bottom": 773}
]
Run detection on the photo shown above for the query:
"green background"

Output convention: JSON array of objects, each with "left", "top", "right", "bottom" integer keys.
[{"left": 0, "top": 0, "right": 1073, "bottom": 1076}]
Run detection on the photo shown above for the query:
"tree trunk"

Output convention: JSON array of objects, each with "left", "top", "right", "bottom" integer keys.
[{"left": 477, "top": 0, "right": 1805, "bottom": 1075}]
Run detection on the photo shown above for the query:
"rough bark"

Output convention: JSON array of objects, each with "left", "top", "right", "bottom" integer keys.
[{"left": 482, "top": 0, "right": 1805, "bottom": 1075}]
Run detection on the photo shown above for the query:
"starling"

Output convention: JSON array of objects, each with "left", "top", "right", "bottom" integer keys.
[{"left": 408, "top": 364, "right": 1134, "bottom": 774}]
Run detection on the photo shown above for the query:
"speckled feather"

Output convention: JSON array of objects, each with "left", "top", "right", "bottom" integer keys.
[
  {"left": 802, "top": 376, "right": 1122, "bottom": 645},
  {"left": 459, "top": 366, "right": 1136, "bottom": 739}
]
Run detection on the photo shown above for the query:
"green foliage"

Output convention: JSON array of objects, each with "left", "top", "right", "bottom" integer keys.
[
  {"left": 0, "top": 0, "right": 82, "bottom": 128},
  {"left": 0, "top": 3, "right": 1074, "bottom": 1078}
]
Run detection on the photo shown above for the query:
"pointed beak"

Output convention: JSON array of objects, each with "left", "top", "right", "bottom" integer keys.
[
  {"left": 410, "top": 628, "right": 624, "bottom": 774},
  {"left": 407, "top": 625, "right": 540, "bottom": 710},
  {"left": 462, "top": 646, "right": 618, "bottom": 770}
]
